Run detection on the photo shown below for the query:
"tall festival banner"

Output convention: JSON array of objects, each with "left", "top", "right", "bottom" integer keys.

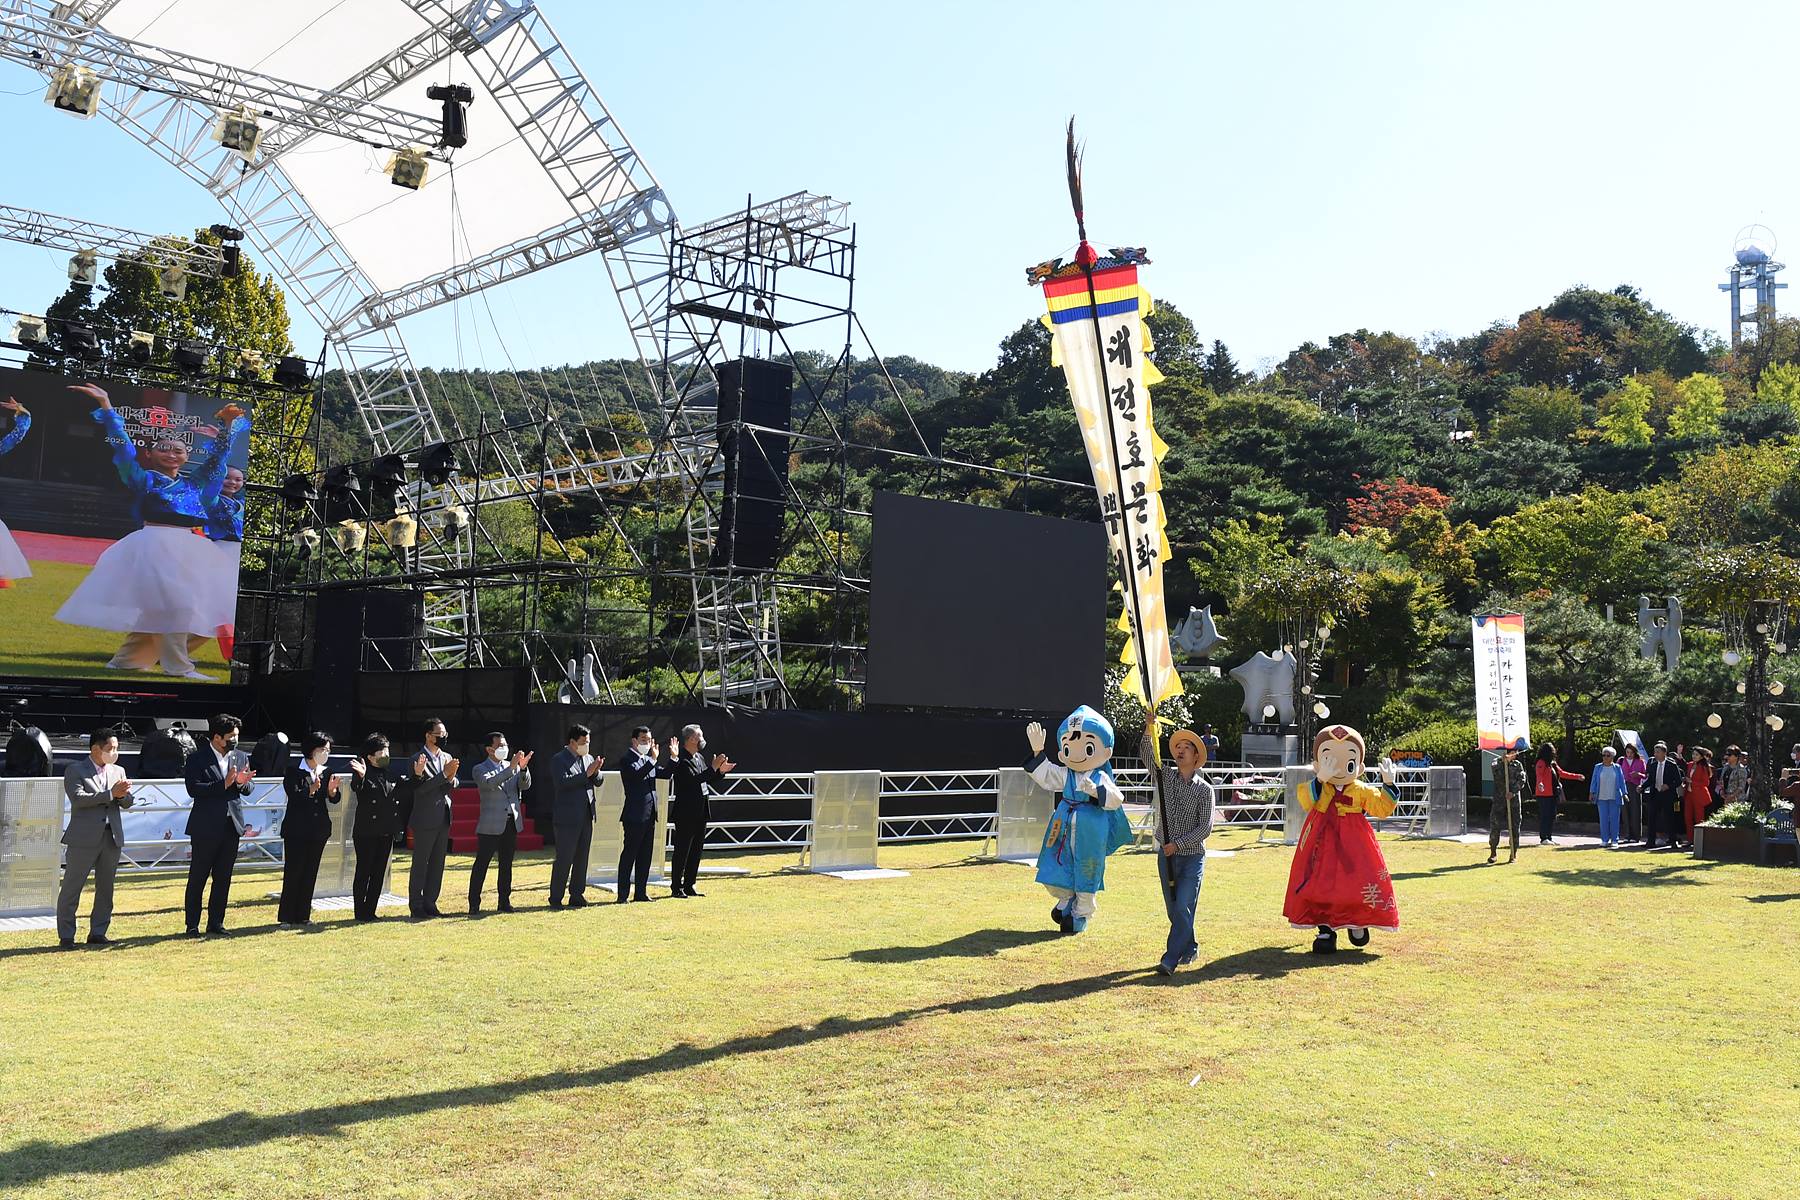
[
  {"left": 1472, "top": 612, "right": 1530, "bottom": 751},
  {"left": 1028, "top": 121, "right": 1180, "bottom": 713}
]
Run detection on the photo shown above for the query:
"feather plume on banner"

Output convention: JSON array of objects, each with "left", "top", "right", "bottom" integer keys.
[{"left": 1026, "top": 119, "right": 1181, "bottom": 714}]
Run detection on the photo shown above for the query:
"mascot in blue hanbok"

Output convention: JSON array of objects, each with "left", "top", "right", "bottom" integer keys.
[{"left": 1027, "top": 705, "right": 1133, "bottom": 933}]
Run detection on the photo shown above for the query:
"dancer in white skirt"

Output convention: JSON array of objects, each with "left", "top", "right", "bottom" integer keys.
[
  {"left": 184, "top": 406, "right": 250, "bottom": 662},
  {"left": 0, "top": 397, "right": 32, "bottom": 588},
  {"left": 54, "top": 384, "right": 235, "bottom": 679}
]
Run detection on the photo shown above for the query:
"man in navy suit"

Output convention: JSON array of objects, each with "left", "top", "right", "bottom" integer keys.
[
  {"left": 184, "top": 713, "right": 255, "bottom": 935},
  {"left": 616, "top": 726, "right": 664, "bottom": 902}
]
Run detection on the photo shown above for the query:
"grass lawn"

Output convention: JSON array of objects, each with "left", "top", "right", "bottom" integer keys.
[
  {"left": 0, "top": 559, "right": 229, "bottom": 682},
  {"left": 0, "top": 832, "right": 1794, "bottom": 1198}
]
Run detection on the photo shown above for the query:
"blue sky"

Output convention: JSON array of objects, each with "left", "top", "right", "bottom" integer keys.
[{"left": 3, "top": 1, "right": 1797, "bottom": 376}]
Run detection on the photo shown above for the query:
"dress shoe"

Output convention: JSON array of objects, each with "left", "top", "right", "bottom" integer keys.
[
  {"left": 548, "top": 899, "right": 564, "bottom": 910},
  {"left": 205, "top": 924, "right": 227, "bottom": 936},
  {"left": 669, "top": 890, "right": 688, "bottom": 899},
  {"left": 1154, "top": 961, "right": 1175, "bottom": 976},
  {"left": 427, "top": 906, "right": 445, "bottom": 918},
  {"left": 497, "top": 901, "right": 514, "bottom": 913},
  {"left": 1486, "top": 851, "right": 1497, "bottom": 864},
  {"left": 58, "top": 937, "right": 76, "bottom": 950},
  {"left": 685, "top": 889, "right": 704, "bottom": 898},
  {"left": 568, "top": 896, "right": 588, "bottom": 909},
  {"left": 185, "top": 927, "right": 201, "bottom": 938},
  {"left": 87, "top": 934, "right": 113, "bottom": 946},
  {"left": 1347, "top": 927, "right": 1371, "bottom": 948},
  {"left": 633, "top": 893, "right": 652, "bottom": 902},
  {"left": 468, "top": 903, "right": 482, "bottom": 916},
  {"left": 615, "top": 895, "right": 630, "bottom": 904}
]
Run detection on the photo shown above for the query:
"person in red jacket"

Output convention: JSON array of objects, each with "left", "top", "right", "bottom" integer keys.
[
  {"left": 1534, "top": 742, "right": 1582, "bottom": 844},
  {"left": 1680, "top": 746, "right": 1714, "bottom": 850}
]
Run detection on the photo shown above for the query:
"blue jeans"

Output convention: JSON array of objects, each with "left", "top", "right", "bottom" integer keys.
[
  {"left": 1156, "top": 852, "right": 1205, "bottom": 969},
  {"left": 1596, "top": 797, "right": 1621, "bottom": 845}
]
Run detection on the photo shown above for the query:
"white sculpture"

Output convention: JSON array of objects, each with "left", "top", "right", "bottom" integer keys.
[
  {"left": 1637, "top": 595, "right": 1682, "bottom": 671},
  {"left": 1172, "top": 605, "right": 1226, "bottom": 659},
  {"left": 1230, "top": 650, "right": 1297, "bottom": 725},
  {"left": 553, "top": 653, "right": 604, "bottom": 704}
]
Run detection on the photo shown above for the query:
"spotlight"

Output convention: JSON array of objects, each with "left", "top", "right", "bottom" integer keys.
[
  {"left": 426, "top": 83, "right": 473, "bottom": 149},
  {"left": 362, "top": 453, "right": 408, "bottom": 497},
  {"left": 233, "top": 348, "right": 264, "bottom": 379},
  {"left": 440, "top": 505, "right": 469, "bottom": 536},
  {"left": 332, "top": 519, "right": 368, "bottom": 553},
  {"left": 45, "top": 64, "right": 101, "bottom": 118},
  {"left": 213, "top": 106, "right": 264, "bottom": 159},
  {"left": 13, "top": 315, "right": 47, "bottom": 347},
  {"left": 62, "top": 323, "right": 101, "bottom": 360},
  {"left": 280, "top": 472, "right": 317, "bottom": 507},
  {"left": 68, "top": 249, "right": 98, "bottom": 284},
  {"left": 157, "top": 263, "right": 188, "bottom": 301},
  {"left": 273, "top": 355, "right": 312, "bottom": 391},
  {"left": 126, "top": 330, "right": 155, "bottom": 362},
  {"left": 381, "top": 513, "right": 418, "bottom": 548},
  {"left": 417, "top": 441, "right": 460, "bottom": 485},
  {"left": 322, "top": 465, "right": 362, "bottom": 503},
  {"left": 208, "top": 224, "right": 245, "bottom": 241},
  {"left": 173, "top": 339, "right": 210, "bottom": 372},
  {"left": 293, "top": 527, "right": 320, "bottom": 558},
  {"left": 386, "top": 146, "right": 430, "bottom": 190}
]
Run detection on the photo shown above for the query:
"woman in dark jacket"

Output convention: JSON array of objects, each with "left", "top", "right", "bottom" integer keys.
[
  {"left": 1534, "top": 741, "right": 1582, "bottom": 845},
  {"left": 278, "top": 730, "right": 340, "bottom": 926},
  {"left": 348, "top": 733, "right": 405, "bottom": 922}
]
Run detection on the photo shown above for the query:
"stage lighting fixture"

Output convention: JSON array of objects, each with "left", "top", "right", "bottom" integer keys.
[
  {"left": 173, "top": 339, "right": 210, "bottom": 371},
  {"left": 363, "top": 453, "right": 408, "bottom": 497},
  {"left": 62, "top": 323, "right": 101, "bottom": 360},
  {"left": 233, "top": 348, "right": 264, "bottom": 379},
  {"left": 293, "top": 527, "right": 320, "bottom": 558},
  {"left": 212, "top": 106, "right": 264, "bottom": 159},
  {"left": 322, "top": 465, "right": 362, "bottom": 502},
  {"left": 281, "top": 472, "right": 317, "bottom": 507},
  {"left": 440, "top": 505, "right": 470, "bottom": 536},
  {"left": 208, "top": 224, "right": 244, "bottom": 241},
  {"left": 13, "top": 315, "right": 47, "bottom": 346},
  {"left": 417, "top": 441, "right": 460, "bottom": 484},
  {"left": 219, "top": 244, "right": 241, "bottom": 278},
  {"left": 427, "top": 83, "right": 473, "bottom": 149},
  {"left": 157, "top": 263, "right": 188, "bottom": 301},
  {"left": 386, "top": 146, "right": 430, "bottom": 190},
  {"left": 44, "top": 64, "right": 101, "bottom": 118},
  {"left": 333, "top": 519, "right": 368, "bottom": 553},
  {"left": 67, "top": 249, "right": 98, "bottom": 285},
  {"left": 381, "top": 513, "right": 418, "bottom": 548},
  {"left": 126, "top": 330, "right": 155, "bottom": 362},
  {"left": 273, "top": 355, "right": 312, "bottom": 391}
]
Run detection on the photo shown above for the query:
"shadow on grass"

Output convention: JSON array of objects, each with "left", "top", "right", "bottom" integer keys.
[
  {"left": 1531, "top": 861, "right": 1721, "bottom": 888},
  {"left": 1744, "top": 892, "right": 1800, "bottom": 904},
  {"left": 0, "top": 942, "right": 1358, "bottom": 1185},
  {"left": 1389, "top": 862, "right": 1497, "bottom": 881},
  {"left": 841, "top": 927, "right": 1064, "bottom": 962}
]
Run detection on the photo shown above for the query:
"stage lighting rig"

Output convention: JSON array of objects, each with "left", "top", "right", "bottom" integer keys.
[
  {"left": 208, "top": 225, "right": 244, "bottom": 278},
  {"left": 212, "top": 106, "right": 264, "bottom": 161},
  {"left": 62, "top": 323, "right": 101, "bottom": 360},
  {"left": 126, "top": 330, "right": 155, "bottom": 362},
  {"left": 280, "top": 472, "right": 317, "bottom": 507},
  {"left": 427, "top": 83, "right": 473, "bottom": 149},
  {"left": 13, "top": 315, "right": 48, "bottom": 347},
  {"left": 362, "top": 453, "right": 408, "bottom": 500},
  {"left": 172, "top": 339, "right": 210, "bottom": 372},
  {"left": 386, "top": 146, "right": 430, "bottom": 190},
  {"left": 157, "top": 263, "right": 188, "bottom": 301},
  {"left": 322, "top": 465, "right": 362, "bottom": 503},
  {"left": 233, "top": 348, "right": 264, "bottom": 379},
  {"left": 417, "top": 441, "right": 460, "bottom": 485},
  {"left": 44, "top": 64, "right": 100, "bottom": 118}
]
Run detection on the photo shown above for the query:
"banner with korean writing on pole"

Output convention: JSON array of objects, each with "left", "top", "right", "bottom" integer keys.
[{"left": 1472, "top": 612, "right": 1529, "bottom": 751}]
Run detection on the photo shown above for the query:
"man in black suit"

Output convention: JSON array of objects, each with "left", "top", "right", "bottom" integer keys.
[
  {"left": 347, "top": 734, "right": 404, "bottom": 922},
  {"left": 1643, "top": 740, "right": 1685, "bottom": 850},
  {"left": 665, "top": 723, "right": 735, "bottom": 898},
  {"left": 184, "top": 713, "right": 255, "bottom": 935},
  {"left": 548, "top": 724, "right": 605, "bottom": 909},
  {"left": 616, "top": 725, "right": 663, "bottom": 902}
]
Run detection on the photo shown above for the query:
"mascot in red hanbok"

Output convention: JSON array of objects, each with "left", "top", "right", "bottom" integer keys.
[{"left": 1283, "top": 724, "right": 1399, "bottom": 953}]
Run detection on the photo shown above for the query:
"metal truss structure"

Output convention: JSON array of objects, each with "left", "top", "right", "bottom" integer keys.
[
  {"left": 1, "top": 0, "right": 1091, "bottom": 709},
  {"left": 0, "top": 203, "right": 235, "bottom": 276}
]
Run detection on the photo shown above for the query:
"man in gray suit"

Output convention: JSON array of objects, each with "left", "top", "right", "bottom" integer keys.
[
  {"left": 407, "top": 717, "right": 459, "bottom": 918},
  {"left": 548, "top": 724, "right": 605, "bottom": 909},
  {"left": 468, "top": 732, "right": 532, "bottom": 914},
  {"left": 58, "top": 728, "right": 134, "bottom": 949}
]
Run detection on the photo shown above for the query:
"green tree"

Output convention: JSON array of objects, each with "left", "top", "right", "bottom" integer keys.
[
  {"left": 1754, "top": 360, "right": 1800, "bottom": 421},
  {"left": 1200, "top": 339, "right": 1245, "bottom": 394},
  {"left": 1491, "top": 385, "right": 1581, "bottom": 441},
  {"left": 1667, "top": 372, "right": 1726, "bottom": 440},
  {"left": 1505, "top": 590, "right": 1664, "bottom": 752},
  {"left": 1482, "top": 487, "right": 1665, "bottom": 604},
  {"left": 1596, "top": 378, "right": 1654, "bottom": 445}
]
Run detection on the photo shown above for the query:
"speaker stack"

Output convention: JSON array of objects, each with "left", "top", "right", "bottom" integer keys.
[{"left": 714, "top": 358, "right": 793, "bottom": 571}]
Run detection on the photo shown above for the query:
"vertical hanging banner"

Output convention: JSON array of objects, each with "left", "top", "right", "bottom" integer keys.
[
  {"left": 1472, "top": 612, "right": 1530, "bottom": 750},
  {"left": 1027, "top": 123, "right": 1180, "bottom": 711}
]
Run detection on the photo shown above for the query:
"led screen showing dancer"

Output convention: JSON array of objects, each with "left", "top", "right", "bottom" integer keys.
[{"left": 0, "top": 366, "right": 251, "bottom": 684}]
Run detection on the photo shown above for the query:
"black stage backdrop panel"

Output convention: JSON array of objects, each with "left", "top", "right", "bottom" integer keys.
[{"left": 866, "top": 491, "right": 1105, "bottom": 712}]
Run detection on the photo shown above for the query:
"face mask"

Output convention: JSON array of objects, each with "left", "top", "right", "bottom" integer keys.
[
  {"left": 573, "top": 741, "right": 589, "bottom": 756},
  {"left": 310, "top": 749, "right": 330, "bottom": 767},
  {"left": 99, "top": 747, "right": 118, "bottom": 765},
  {"left": 696, "top": 737, "right": 707, "bottom": 751},
  {"left": 371, "top": 753, "right": 390, "bottom": 766},
  {"left": 493, "top": 743, "right": 509, "bottom": 759},
  {"left": 635, "top": 740, "right": 651, "bottom": 754},
  {"left": 223, "top": 736, "right": 239, "bottom": 751}
]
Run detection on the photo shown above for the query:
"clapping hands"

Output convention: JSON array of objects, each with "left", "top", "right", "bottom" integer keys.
[
  {"left": 510, "top": 750, "right": 533, "bottom": 770},
  {"left": 711, "top": 753, "right": 735, "bottom": 774},
  {"left": 585, "top": 755, "right": 605, "bottom": 777}
]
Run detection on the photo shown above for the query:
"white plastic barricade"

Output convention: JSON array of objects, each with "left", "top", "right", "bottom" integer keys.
[
  {"left": 995, "top": 768, "right": 1050, "bottom": 862},
  {"left": 1426, "top": 767, "right": 1468, "bottom": 837},
  {"left": 319, "top": 784, "right": 394, "bottom": 900},
  {"left": 585, "top": 773, "right": 669, "bottom": 890},
  {"left": 1283, "top": 766, "right": 1313, "bottom": 845},
  {"left": 811, "top": 770, "right": 894, "bottom": 876},
  {"left": 0, "top": 779, "right": 63, "bottom": 917}
]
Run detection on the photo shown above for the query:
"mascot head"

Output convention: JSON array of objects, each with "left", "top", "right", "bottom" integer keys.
[
  {"left": 1311, "top": 723, "right": 1367, "bottom": 789},
  {"left": 1057, "top": 705, "right": 1115, "bottom": 774}
]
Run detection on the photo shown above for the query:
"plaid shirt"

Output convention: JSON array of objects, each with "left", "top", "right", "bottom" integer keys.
[{"left": 1140, "top": 732, "right": 1215, "bottom": 856}]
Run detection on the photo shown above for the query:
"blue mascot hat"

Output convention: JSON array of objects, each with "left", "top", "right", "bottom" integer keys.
[{"left": 1057, "top": 705, "right": 1114, "bottom": 748}]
